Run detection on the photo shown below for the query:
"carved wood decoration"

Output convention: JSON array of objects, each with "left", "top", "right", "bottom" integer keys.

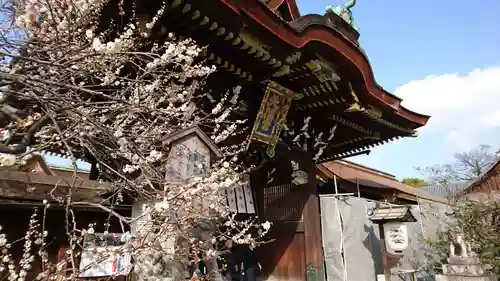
[{"left": 305, "top": 59, "right": 341, "bottom": 83}]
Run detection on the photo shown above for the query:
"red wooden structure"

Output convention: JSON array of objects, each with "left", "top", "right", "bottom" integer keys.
[
  {"left": 122, "top": 0, "right": 431, "bottom": 280},
  {"left": 0, "top": 0, "right": 433, "bottom": 280}
]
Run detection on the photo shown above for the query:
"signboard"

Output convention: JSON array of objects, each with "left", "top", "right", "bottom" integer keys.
[
  {"left": 78, "top": 233, "right": 132, "bottom": 277},
  {"left": 235, "top": 184, "right": 246, "bottom": 213},
  {"left": 79, "top": 247, "right": 132, "bottom": 277},
  {"left": 226, "top": 179, "right": 256, "bottom": 214},
  {"left": 226, "top": 187, "right": 238, "bottom": 213},
  {"left": 247, "top": 81, "right": 302, "bottom": 157},
  {"left": 242, "top": 184, "right": 256, "bottom": 214}
]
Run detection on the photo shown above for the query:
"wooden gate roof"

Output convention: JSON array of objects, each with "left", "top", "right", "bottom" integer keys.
[
  {"left": 138, "top": 0, "right": 431, "bottom": 162},
  {"left": 217, "top": 0, "right": 428, "bottom": 125},
  {"left": 1, "top": 0, "right": 432, "bottom": 166}
]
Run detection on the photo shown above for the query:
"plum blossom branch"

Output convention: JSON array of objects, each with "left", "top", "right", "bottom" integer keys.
[{"left": 0, "top": 0, "right": 271, "bottom": 280}]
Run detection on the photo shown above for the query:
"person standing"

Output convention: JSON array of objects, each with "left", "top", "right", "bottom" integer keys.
[
  {"left": 238, "top": 245, "right": 260, "bottom": 281},
  {"left": 220, "top": 240, "right": 240, "bottom": 281},
  {"left": 189, "top": 249, "right": 207, "bottom": 281}
]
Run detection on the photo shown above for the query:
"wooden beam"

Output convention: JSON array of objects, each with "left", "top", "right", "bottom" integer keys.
[
  {"left": 0, "top": 170, "right": 110, "bottom": 191},
  {"left": 0, "top": 198, "right": 132, "bottom": 210},
  {"left": 316, "top": 164, "right": 334, "bottom": 180},
  {"left": 265, "top": 0, "right": 284, "bottom": 11},
  {"left": 298, "top": 149, "right": 325, "bottom": 281}
]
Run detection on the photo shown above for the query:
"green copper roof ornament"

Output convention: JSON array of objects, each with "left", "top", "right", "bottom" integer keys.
[{"left": 326, "top": 0, "right": 359, "bottom": 32}]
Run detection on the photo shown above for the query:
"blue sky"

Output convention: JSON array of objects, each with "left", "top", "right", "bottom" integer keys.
[
  {"left": 43, "top": 0, "right": 500, "bottom": 179},
  {"left": 296, "top": 0, "right": 500, "bottom": 179}
]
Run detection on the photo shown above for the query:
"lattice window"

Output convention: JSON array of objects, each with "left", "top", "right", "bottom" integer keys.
[{"left": 261, "top": 184, "right": 303, "bottom": 221}]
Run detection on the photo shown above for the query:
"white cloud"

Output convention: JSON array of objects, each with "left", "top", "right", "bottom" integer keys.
[{"left": 394, "top": 66, "right": 500, "bottom": 150}]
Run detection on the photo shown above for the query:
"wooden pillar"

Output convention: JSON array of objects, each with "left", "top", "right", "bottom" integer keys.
[
  {"left": 251, "top": 144, "right": 327, "bottom": 281},
  {"left": 56, "top": 247, "right": 68, "bottom": 281},
  {"left": 297, "top": 148, "right": 325, "bottom": 281},
  {"left": 303, "top": 187, "right": 325, "bottom": 281}
]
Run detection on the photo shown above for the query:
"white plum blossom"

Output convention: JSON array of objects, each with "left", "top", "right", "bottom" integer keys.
[
  {"left": 0, "top": 0, "right": 272, "bottom": 279},
  {"left": 86, "top": 227, "right": 95, "bottom": 235},
  {"left": 86, "top": 29, "right": 94, "bottom": 39},
  {"left": 0, "top": 210, "right": 47, "bottom": 281},
  {"left": 261, "top": 221, "right": 271, "bottom": 231}
]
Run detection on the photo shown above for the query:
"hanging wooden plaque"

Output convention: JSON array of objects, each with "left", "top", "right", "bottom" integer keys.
[{"left": 248, "top": 81, "right": 302, "bottom": 157}]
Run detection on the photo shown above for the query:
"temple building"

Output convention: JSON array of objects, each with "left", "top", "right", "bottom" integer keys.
[
  {"left": 131, "top": 0, "right": 432, "bottom": 280},
  {"left": 0, "top": 0, "right": 441, "bottom": 280}
]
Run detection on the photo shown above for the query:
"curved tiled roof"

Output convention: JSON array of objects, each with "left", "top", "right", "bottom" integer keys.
[{"left": 219, "top": 0, "right": 430, "bottom": 127}]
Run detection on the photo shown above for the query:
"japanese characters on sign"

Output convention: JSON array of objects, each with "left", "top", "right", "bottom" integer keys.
[
  {"left": 248, "top": 81, "right": 302, "bottom": 157},
  {"left": 79, "top": 233, "right": 132, "bottom": 277}
]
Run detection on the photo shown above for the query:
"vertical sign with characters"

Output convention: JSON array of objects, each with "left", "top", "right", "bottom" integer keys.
[{"left": 247, "top": 81, "right": 302, "bottom": 157}]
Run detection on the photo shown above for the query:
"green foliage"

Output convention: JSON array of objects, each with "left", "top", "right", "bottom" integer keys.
[
  {"left": 401, "top": 177, "right": 430, "bottom": 188},
  {"left": 425, "top": 198, "right": 500, "bottom": 277},
  {"left": 454, "top": 198, "right": 500, "bottom": 276},
  {"left": 421, "top": 144, "right": 500, "bottom": 277},
  {"left": 423, "top": 230, "right": 451, "bottom": 274}
]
